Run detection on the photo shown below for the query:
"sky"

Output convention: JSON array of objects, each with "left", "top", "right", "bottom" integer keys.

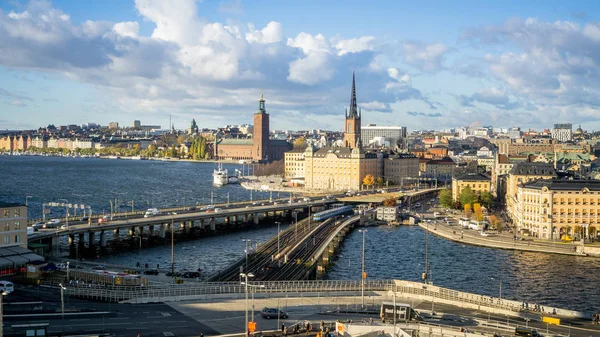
[{"left": 1, "top": 0, "right": 600, "bottom": 132}]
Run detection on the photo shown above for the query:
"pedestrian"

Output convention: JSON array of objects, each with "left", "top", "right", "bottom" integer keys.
[
  {"left": 157, "top": 263, "right": 160, "bottom": 269},
  {"left": 281, "top": 323, "right": 285, "bottom": 336},
  {"left": 320, "top": 320, "right": 324, "bottom": 332},
  {"left": 307, "top": 321, "right": 311, "bottom": 333}
]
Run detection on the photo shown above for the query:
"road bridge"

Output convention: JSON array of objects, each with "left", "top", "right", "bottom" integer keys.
[{"left": 28, "top": 199, "right": 335, "bottom": 256}]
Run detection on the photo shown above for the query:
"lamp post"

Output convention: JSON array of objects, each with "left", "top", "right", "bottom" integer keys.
[
  {"left": 0, "top": 291, "right": 8, "bottom": 337},
  {"left": 242, "top": 239, "right": 252, "bottom": 273},
  {"left": 171, "top": 215, "right": 175, "bottom": 282},
  {"left": 66, "top": 261, "right": 70, "bottom": 282},
  {"left": 491, "top": 277, "right": 502, "bottom": 299},
  {"left": 58, "top": 199, "right": 69, "bottom": 228},
  {"left": 276, "top": 222, "right": 281, "bottom": 261},
  {"left": 25, "top": 195, "right": 32, "bottom": 206},
  {"left": 358, "top": 229, "right": 367, "bottom": 307},
  {"left": 59, "top": 283, "right": 66, "bottom": 319},
  {"left": 240, "top": 272, "right": 255, "bottom": 337}
]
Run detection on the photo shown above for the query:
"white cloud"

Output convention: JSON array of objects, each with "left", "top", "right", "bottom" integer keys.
[
  {"left": 246, "top": 21, "right": 283, "bottom": 44},
  {"left": 287, "top": 32, "right": 330, "bottom": 54},
  {"left": 113, "top": 21, "right": 139, "bottom": 38},
  {"left": 402, "top": 41, "right": 449, "bottom": 72},
  {"left": 287, "top": 51, "right": 333, "bottom": 85},
  {"left": 335, "top": 36, "right": 375, "bottom": 56}
]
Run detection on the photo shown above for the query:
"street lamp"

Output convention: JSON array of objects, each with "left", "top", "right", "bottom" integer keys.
[
  {"left": 59, "top": 283, "right": 66, "bottom": 319},
  {"left": 240, "top": 272, "right": 255, "bottom": 337},
  {"left": 58, "top": 199, "right": 69, "bottom": 228},
  {"left": 66, "top": 261, "right": 70, "bottom": 282},
  {"left": 0, "top": 291, "right": 8, "bottom": 337},
  {"left": 242, "top": 239, "right": 252, "bottom": 273},
  {"left": 276, "top": 222, "right": 281, "bottom": 262},
  {"left": 491, "top": 277, "right": 502, "bottom": 299},
  {"left": 25, "top": 195, "right": 32, "bottom": 206},
  {"left": 358, "top": 229, "right": 368, "bottom": 307}
]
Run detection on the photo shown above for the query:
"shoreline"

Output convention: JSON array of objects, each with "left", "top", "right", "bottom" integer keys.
[
  {"left": 0, "top": 152, "right": 246, "bottom": 165},
  {"left": 417, "top": 220, "right": 594, "bottom": 257}
]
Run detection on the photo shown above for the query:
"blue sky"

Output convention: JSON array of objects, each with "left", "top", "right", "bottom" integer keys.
[{"left": 1, "top": 0, "right": 600, "bottom": 132}]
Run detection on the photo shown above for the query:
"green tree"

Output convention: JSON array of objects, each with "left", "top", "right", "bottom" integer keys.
[
  {"left": 459, "top": 186, "right": 476, "bottom": 207},
  {"left": 480, "top": 191, "right": 493, "bottom": 209},
  {"left": 376, "top": 177, "right": 384, "bottom": 187},
  {"left": 439, "top": 189, "right": 453, "bottom": 208}
]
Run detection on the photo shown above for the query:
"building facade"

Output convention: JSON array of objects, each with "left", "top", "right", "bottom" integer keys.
[
  {"left": 552, "top": 123, "right": 573, "bottom": 142},
  {"left": 284, "top": 149, "right": 305, "bottom": 178},
  {"left": 383, "top": 153, "right": 419, "bottom": 186},
  {"left": 362, "top": 125, "right": 407, "bottom": 149},
  {"left": 0, "top": 203, "right": 27, "bottom": 249},
  {"left": 505, "top": 162, "right": 556, "bottom": 224},
  {"left": 514, "top": 180, "right": 600, "bottom": 239},
  {"left": 452, "top": 173, "right": 491, "bottom": 201}
]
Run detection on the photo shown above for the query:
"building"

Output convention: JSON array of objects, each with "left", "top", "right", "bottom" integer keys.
[
  {"left": 383, "top": 153, "right": 419, "bottom": 186},
  {"left": 215, "top": 95, "right": 290, "bottom": 162},
  {"left": 552, "top": 123, "right": 573, "bottom": 142},
  {"left": 30, "top": 136, "right": 47, "bottom": 149},
  {"left": 343, "top": 73, "right": 361, "bottom": 148},
  {"left": 421, "top": 157, "right": 456, "bottom": 184},
  {"left": 108, "top": 122, "right": 119, "bottom": 129},
  {"left": 376, "top": 206, "right": 400, "bottom": 222},
  {"left": 284, "top": 149, "right": 305, "bottom": 179},
  {"left": 14, "top": 135, "right": 29, "bottom": 151},
  {"left": 0, "top": 203, "right": 27, "bottom": 249},
  {"left": 514, "top": 180, "right": 600, "bottom": 240},
  {"left": 0, "top": 136, "right": 14, "bottom": 151},
  {"left": 452, "top": 173, "right": 491, "bottom": 201},
  {"left": 133, "top": 120, "right": 141, "bottom": 128},
  {"left": 505, "top": 162, "right": 556, "bottom": 223},
  {"left": 303, "top": 145, "right": 381, "bottom": 191},
  {"left": 362, "top": 125, "right": 407, "bottom": 149}
]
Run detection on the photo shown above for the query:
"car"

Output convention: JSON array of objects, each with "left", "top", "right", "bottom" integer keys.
[
  {"left": 186, "top": 206, "right": 196, "bottom": 211},
  {"left": 144, "top": 269, "right": 160, "bottom": 275},
  {"left": 165, "top": 271, "right": 181, "bottom": 277},
  {"left": 60, "top": 224, "right": 70, "bottom": 229},
  {"left": 79, "top": 216, "right": 89, "bottom": 222},
  {"left": 43, "top": 223, "right": 57, "bottom": 229},
  {"left": 480, "top": 231, "right": 490, "bottom": 237},
  {"left": 181, "top": 271, "right": 201, "bottom": 278},
  {"left": 32, "top": 222, "right": 45, "bottom": 230},
  {"left": 252, "top": 202, "right": 260, "bottom": 206},
  {"left": 214, "top": 208, "right": 222, "bottom": 213},
  {"left": 261, "top": 307, "right": 288, "bottom": 319},
  {"left": 0, "top": 280, "right": 14, "bottom": 294}
]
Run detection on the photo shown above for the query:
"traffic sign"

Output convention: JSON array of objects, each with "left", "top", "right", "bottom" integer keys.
[
  {"left": 362, "top": 272, "right": 367, "bottom": 279},
  {"left": 248, "top": 321, "right": 256, "bottom": 332}
]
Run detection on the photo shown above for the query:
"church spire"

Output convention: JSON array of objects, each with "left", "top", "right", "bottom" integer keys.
[{"left": 348, "top": 71, "right": 358, "bottom": 118}]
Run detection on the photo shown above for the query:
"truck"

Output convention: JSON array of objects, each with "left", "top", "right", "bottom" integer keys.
[
  {"left": 380, "top": 302, "right": 421, "bottom": 323},
  {"left": 144, "top": 208, "right": 160, "bottom": 218}
]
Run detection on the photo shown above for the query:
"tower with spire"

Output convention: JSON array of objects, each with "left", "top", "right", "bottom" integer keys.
[
  {"left": 253, "top": 94, "right": 270, "bottom": 161},
  {"left": 343, "top": 72, "right": 362, "bottom": 148}
]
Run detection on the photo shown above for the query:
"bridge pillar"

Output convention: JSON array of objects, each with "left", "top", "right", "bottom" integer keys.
[
  {"left": 113, "top": 228, "right": 120, "bottom": 239},
  {"left": 199, "top": 219, "right": 205, "bottom": 229},
  {"left": 99, "top": 231, "right": 107, "bottom": 247},
  {"left": 129, "top": 227, "right": 135, "bottom": 237},
  {"left": 78, "top": 233, "right": 84, "bottom": 245},
  {"left": 210, "top": 218, "right": 216, "bottom": 231},
  {"left": 137, "top": 226, "right": 144, "bottom": 236},
  {"left": 148, "top": 225, "right": 154, "bottom": 236},
  {"left": 254, "top": 214, "right": 259, "bottom": 224},
  {"left": 68, "top": 234, "right": 75, "bottom": 247},
  {"left": 159, "top": 224, "right": 166, "bottom": 238},
  {"left": 243, "top": 214, "right": 248, "bottom": 223},
  {"left": 88, "top": 231, "right": 96, "bottom": 247},
  {"left": 232, "top": 215, "right": 237, "bottom": 223},
  {"left": 224, "top": 216, "right": 230, "bottom": 225}
]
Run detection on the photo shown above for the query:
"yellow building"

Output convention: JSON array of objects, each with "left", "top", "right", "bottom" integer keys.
[
  {"left": 515, "top": 180, "right": 600, "bottom": 239},
  {"left": 303, "top": 145, "right": 381, "bottom": 191},
  {"left": 452, "top": 173, "right": 491, "bottom": 201},
  {"left": 506, "top": 162, "right": 556, "bottom": 222},
  {"left": 0, "top": 203, "right": 27, "bottom": 249},
  {"left": 284, "top": 149, "right": 305, "bottom": 178}
]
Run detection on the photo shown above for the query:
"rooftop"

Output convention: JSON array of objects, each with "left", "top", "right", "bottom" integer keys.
[
  {"left": 0, "top": 202, "right": 25, "bottom": 208},
  {"left": 454, "top": 173, "right": 490, "bottom": 181},
  {"left": 523, "top": 179, "right": 600, "bottom": 191},
  {"left": 509, "top": 162, "right": 556, "bottom": 176}
]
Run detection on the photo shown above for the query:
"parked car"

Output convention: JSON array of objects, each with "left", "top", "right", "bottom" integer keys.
[
  {"left": 261, "top": 307, "right": 288, "bottom": 319},
  {"left": 144, "top": 269, "right": 160, "bottom": 275}
]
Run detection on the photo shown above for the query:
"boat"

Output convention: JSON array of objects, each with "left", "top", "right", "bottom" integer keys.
[
  {"left": 228, "top": 176, "right": 239, "bottom": 184},
  {"left": 213, "top": 162, "right": 228, "bottom": 186}
]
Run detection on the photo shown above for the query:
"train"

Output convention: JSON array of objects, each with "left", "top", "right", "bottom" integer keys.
[{"left": 312, "top": 205, "right": 354, "bottom": 221}]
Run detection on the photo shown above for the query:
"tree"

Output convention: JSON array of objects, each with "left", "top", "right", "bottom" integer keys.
[
  {"left": 480, "top": 191, "right": 493, "bottom": 208},
  {"left": 363, "top": 174, "right": 375, "bottom": 189},
  {"left": 293, "top": 137, "right": 307, "bottom": 150},
  {"left": 464, "top": 204, "right": 472, "bottom": 218},
  {"left": 376, "top": 177, "right": 384, "bottom": 188},
  {"left": 383, "top": 197, "right": 397, "bottom": 206},
  {"left": 439, "top": 189, "right": 453, "bottom": 208},
  {"left": 459, "top": 186, "right": 476, "bottom": 207},
  {"left": 488, "top": 215, "right": 499, "bottom": 229}
]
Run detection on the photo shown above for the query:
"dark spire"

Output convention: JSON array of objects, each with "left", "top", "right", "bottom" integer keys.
[{"left": 348, "top": 71, "right": 358, "bottom": 118}]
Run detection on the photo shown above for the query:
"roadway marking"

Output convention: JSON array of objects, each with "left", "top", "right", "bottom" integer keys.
[
  {"left": 161, "top": 312, "right": 172, "bottom": 317},
  {"left": 109, "top": 317, "right": 129, "bottom": 320},
  {"left": 164, "top": 333, "right": 175, "bottom": 336}
]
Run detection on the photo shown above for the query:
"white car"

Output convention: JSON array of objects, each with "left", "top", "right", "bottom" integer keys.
[
  {"left": 480, "top": 231, "right": 490, "bottom": 237},
  {"left": 214, "top": 208, "right": 222, "bottom": 213}
]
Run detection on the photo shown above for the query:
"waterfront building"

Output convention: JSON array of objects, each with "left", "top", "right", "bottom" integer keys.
[
  {"left": 491, "top": 154, "right": 529, "bottom": 197},
  {"left": 0, "top": 136, "right": 14, "bottom": 151},
  {"left": 14, "top": 135, "right": 29, "bottom": 151},
  {"left": 215, "top": 95, "right": 290, "bottom": 162},
  {"left": 451, "top": 173, "right": 491, "bottom": 201},
  {"left": 506, "top": 162, "right": 556, "bottom": 224},
  {"left": 0, "top": 203, "right": 27, "bottom": 249},
  {"left": 73, "top": 138, "right": 94, "bottom": 150},
  {"left": 515, "top": 179, "right": 600, "bottom": 239},
  {"left": 284, "top": 149, "right": 305, "bottom": 179},
  {"left": 552, "top": 123, "right": 573, "bottom": 142},
  {"left": 108, "top": 122, "right": 119, "bottom": 129},
  {"left": 30, "top": 136, "right": 47, "bottom": 149}
]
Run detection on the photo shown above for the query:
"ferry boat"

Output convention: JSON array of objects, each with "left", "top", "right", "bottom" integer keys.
[{"left": 213, "top": 163, "right": 228, "bottom": 186}]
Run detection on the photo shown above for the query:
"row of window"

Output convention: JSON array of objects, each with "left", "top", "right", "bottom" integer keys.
[
  {"left": 2, "top": 222, "right": 21, "bottom": 231},
  {"left": 2, "top": 235, "right": 21, "bottom": 245},
  {"left": 2, "top": 209, "right": 21, "bottom": 217}
]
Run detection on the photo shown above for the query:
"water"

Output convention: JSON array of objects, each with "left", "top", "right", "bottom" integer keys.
[
  {"left": 2, "top": 156, "right": 599, "bottom": 312},
  {"left": 326, "top": 226, "right": 600, "bottom": 312}
]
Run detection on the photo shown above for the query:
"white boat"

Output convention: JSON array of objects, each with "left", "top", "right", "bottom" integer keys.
[
  {"left": 213, "top": 163, "right": 228, "bottom": 185},
  {"left": 228, "top": 176, "right": 239, "bottom": 184}
]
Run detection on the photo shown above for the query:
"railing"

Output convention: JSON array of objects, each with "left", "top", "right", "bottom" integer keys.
[{"left": 60, "top": 279, "right": 394, "bottom": 302}]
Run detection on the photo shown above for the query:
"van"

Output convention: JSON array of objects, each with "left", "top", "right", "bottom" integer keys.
[
  {"left": 144, "top": 208, "right": 159, "bottom": 218},
  {"left": 0, "top": 280, "right": 14, "bottom": 293}
]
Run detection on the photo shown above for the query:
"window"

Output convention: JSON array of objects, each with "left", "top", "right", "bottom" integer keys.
[
  {"left": 14, "top": 209, "right": 20, "bottom": 217},
  {"left": 3, "top": 224, "right": 9, "bottom": 231},
  {"left": 14, "top": 235, "right": 19, "bottom": 243},
  {"left": 15, "top": 222, "right": 20, "bottom": 230},
  {"left": 3, "top": 210, "right": 7, "bottom": 217},
  {"left": 3, "top": 236, "right": 8, "bottom": 244}
]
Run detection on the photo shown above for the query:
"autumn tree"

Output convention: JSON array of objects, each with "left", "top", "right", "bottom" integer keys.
[
  {"left": 293, "top": 137, "right": 307, "bottom": 150},
  {"left": 383, "top": 197, "right": 397, "bottom": 206},
  {"left": 439, "top": 189, "right": 453, "bottom": 208},
  {"left": 480, "top": 191, "right": 493, "bottom": 208},
  {"left": 363, "top": 174, "right": 375, "bottom": 189},
  {"left": 464, "top": 203, "right": 472, "bottom": 218},
  {"left": 376, "top": 177, "right": 385, "bottom": 187}
]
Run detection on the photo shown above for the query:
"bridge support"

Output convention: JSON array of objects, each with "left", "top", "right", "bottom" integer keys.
[
  {"left": 159, "top": 224, "right": 166, "bottom": 238},
  {"left": 199, "top": 219, "right": 205, "bottom": 229},
  {"left": 68, "top": 234, "right": 75, "bottom": 247},
  {"left": 129, "top": 227, "right": 135, "bottom": 237},
  {"left": 254, "top": 214, "right": 259, "bottom": 225},
  {"left": 99, "top": 230, "right": 107, "bottom": 247},
  {"left": 243, "top": 214, "right": 248, "bottom": 223},
  {"left": 137, "top": 226, "right": 144, "bottom": 236},
  {"left": 51, "top": 236, "right": 59, "bottom": 257},
  {"left": 148, "top": 225, "right": 154, "bottom": 236},
  {"left": 88, "top": 231, "right": 96, "bottom": 247},
  {"left": 210, "top": 218, "right": 216, "bottom": 231},
  {"left": 78, "top": 233, "right": 84, "bottom": 246},
  {"left": 113, "top": 228, "right": 120, "bottom": 240}
]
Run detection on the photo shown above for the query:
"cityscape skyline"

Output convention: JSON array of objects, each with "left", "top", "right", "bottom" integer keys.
[{"left": 1, "top": 0, "right": 600, "bottom": 131}]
